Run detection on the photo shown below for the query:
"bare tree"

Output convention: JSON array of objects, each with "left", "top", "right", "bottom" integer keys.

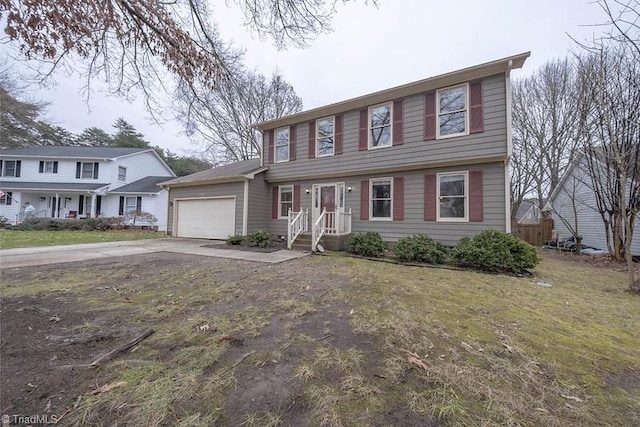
[
  {"left": 510, "top": 58, "right": 583, "bottom": 217},
  {"left": 1, "top": 1, "right": 371, "bottom": 111},
  {"left": 177, "top": 70, "right": 302, "bottom": 165}
]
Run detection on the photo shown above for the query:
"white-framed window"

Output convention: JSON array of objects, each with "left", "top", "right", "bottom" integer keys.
[
  {"left": 369, "top": 103, "right": 392, "bottom": 149},
  {"left": 118, "top": 166, "right": 127, "bottom": 182},
  {"left": 43, "top": 161, "right": 57, "bottom": 173},
  {"left": 81, "top": 162, "right": 95, "bottom": 179},
  {"left": 278, "top": 185, "right": 293, "bottom": 218},
  {"left": 124, "top": 196, "right": 138, "bottom": 214},
  {"left": 0, "top": 191, "right": 13, "bottom": 205},
  {"left": 275, "top": 127, "right": 290, "bottom": 162},
  {"left": 2, "top": 160, "right": 17, "bottom": 177},
  {"left": 85, "top": 197, "right": 92, "bottom": 216},
  {"left": 316, "top": 116, "right": 335, "bottom": 157},
  {"left": 437, "top": 171, "right": 468, "bottom": 221},
  {"left": 437, "top": 84, "right": 469, "bottom": 138},
  {"left": 370, "top": 178, "right": 392, "bottom": 220}
]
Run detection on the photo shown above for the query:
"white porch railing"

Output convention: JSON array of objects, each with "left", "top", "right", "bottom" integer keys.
[
  {"left": 15, "top": 209, "right": 47, "bottom": 223},
  {"left": 287, "top": 208, "right": 309, "bottom": 249},
  {"left": 311, "top": 207, "right": 352, "bottom": 252}
]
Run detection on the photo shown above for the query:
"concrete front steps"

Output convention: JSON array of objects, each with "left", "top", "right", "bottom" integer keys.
[{"left": 290, "top": 233, "right": 349, "bottom": 252}]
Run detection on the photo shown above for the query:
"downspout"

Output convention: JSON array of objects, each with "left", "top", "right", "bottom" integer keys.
[
  {"left": 243, "top": 178, "right": 249, "bottom": 235},
  {"left": 504, "top": 59, "right": 514, "bottom": 233}
]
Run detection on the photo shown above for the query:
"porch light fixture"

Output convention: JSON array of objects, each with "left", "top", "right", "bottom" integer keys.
[
  {"left": 347, "top": 186, "right": 352, "bottom": 192},
  {"left": 39, "top": 197, "right": 46, "bottom": 202},
  {"left": 305, "top": 188, "right": 310, "bottom": 194}
]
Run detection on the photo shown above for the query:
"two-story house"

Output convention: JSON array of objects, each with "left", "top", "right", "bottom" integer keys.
[
  {"left": 0, "top": 146, "right": 175, "bottom": 231},
  {"left": 162, "top": 53, "right": 529, "bottom": 249}
]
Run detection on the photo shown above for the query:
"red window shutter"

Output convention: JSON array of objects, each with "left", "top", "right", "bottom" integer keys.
[
  {"left": 308, "top": 121, "right": 316, "bottom": 158},
  {"left": 392, "top": 99, "right": 404, "bottom": 146},
  {"left": 267, "top": 130, "right": 275, "bottom": 164},
  {"left": 424, "top": 92, "right": 436, "bottom": 141},
  {"left": 360, "top": 180, "right": 369, "bottom": 220},
  {"left": 424, "top": 174, "right": 436, "bottom": 221},
  {"left": 469, "top": 170, "right": 483, "bottom": 222},
  {"left": 290, "top": 125, "right": 297, "bottom": 161},
  {"left": 293, "top": 185, "right": 300, "bottom": 212},
  {"left": 358, "top": 109, "right": 368, "bottom": 151},
  {"left": 393, "top": 176, "right": 404, "bottom": 221},
  {"left": 335, "top": 115, "right": 343, "bottom": 154},
  {"left": 272, "top": 187, "right": 279, "bottom": 219},
  {"left": 469, "top": 81, "right": 484, "bottom": 134}
]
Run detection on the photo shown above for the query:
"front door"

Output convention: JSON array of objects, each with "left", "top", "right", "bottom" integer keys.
[{"left": 320, "top": 185, "right": 336, "bottom": 214}]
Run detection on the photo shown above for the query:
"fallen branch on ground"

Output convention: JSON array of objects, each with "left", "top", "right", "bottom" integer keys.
[
  {"left": 90, "top": 381, "right": 127, "bottom": 395},
  {"left": 90, "top": 328, "right": 155, "bottom": 368}
]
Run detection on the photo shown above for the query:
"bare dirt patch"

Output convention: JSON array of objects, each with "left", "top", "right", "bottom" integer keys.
[{"left": 1, "top": 251, "right": 638, "bottom": 426}]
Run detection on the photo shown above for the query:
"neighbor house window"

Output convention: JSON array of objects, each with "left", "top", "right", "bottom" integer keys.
[
  {"left": 275, "top": 127, "right": 290, "bottom": 162},
  {"left": 370, "top": 178, "right": 392, "bottom": 220},
  {"left": 124, "top": 197, "right": 137, "bottom": 214},
  {"left": 369, "top": 103, "right": 392, "bottom": 149},
  {"left": 118, "top": 166, "right": 127, "bottom": 182},
  {"left": 0, "top": 191, "right": 12, "bottom": 205},
  {"left": 85, "top": 198, "right": 92, "bottom": 216},
  {"left": 39, "top": 161, "right": 58, "bottom": 174},
  {"left": 437, "top": 172, "right": 468, "bottom": 221},
  {"left": 2, "top": 160, "right": 17, "bottom": 177},
  {"left": 316, "top": 117, "right": 335, "bottom": 157},
  {"left": 279, "top": 185, "right": 293, "bottom": 218},
  {"left": 437, "top": 84, "right": 468, "bottom": 138},
  {"left": 82, "top": 162, "right": 95, "bottom": 179}
]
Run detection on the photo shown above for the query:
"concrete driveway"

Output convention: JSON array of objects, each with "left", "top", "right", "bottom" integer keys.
[{"left": 0, "top": 238, "right": 308, "bottom": 269}]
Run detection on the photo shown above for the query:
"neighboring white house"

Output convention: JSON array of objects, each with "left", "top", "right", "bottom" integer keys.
[
  {"left": 515, "top": 199, "right": 542, "bottom": 224},
  {"left": 546, "top": 153, "right": 640, "bottom": 255},
  {"left": 0, "top": 146, "right": 175, "bottom": 231}
]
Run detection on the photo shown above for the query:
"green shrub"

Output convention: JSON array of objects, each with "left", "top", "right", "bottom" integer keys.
[
  {"left": 244, "top": 230, "right": 272, "bottom": 248},
  {"left": 451, "top": 230, "right": 540, "bottom": 273},
  {"left": 226, "top": 234, "right": 244, "bottom": 245},
  {"left": 346, "top": 232, "right": 387, "bottom": 258},
  {"left": 394, "top": 234, "right": 448, "bottom": 264}
]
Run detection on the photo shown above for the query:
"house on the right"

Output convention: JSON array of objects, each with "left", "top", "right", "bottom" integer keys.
[{"left": 546, "top": 153, "right": 640, "bottom": 256}]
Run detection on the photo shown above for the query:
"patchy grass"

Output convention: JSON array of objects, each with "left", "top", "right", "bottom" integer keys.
[
  {"left": 1, "top": 252, "right": 638, "bottom": 426},
  {"left": 0, "top": 229, "right": 164, "bottom": 249}
]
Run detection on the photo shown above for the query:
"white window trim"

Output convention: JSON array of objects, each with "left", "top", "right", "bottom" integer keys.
[
  {"left": 43, "top": 161, "right": 55, "bottom": 174},
  {"left": 124, "top": 196, "right": 138, "bottom": 214},
  {"left": 275, "top": 126, "right": 290, "bottom": 163},
  {"left": 436, "top": 171, "right": 469, "bottom": 222},
  {"left": 278, "top": 185, "right": 293, "bottom": 219},
  {"left": 436, "top": 83, "right": 470, "bottom": 140},
  {"left": 316, "top": 116, "right": 335, "bottom": 158},
  {"left": 80, "top": 162, "right": 95, "bottom": 179},
  {"left": 118, "top": 166, "right": 127, "bottom": 182},
  {"left": 369, "top": 177, "right": 393, "bottom": 221},
  {"left": 3, "top": 160, "right": 17, "bottom": 177},
  {"left": 368, "top": 102, "right": 393, "bottom": 150}
]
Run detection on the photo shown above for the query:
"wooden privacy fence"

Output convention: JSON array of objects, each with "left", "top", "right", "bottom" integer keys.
[{"left": 511, "top": 217, "right": 553, "bottom": 246}]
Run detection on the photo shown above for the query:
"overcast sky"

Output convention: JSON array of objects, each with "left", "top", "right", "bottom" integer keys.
[{"left": 4, "top": 0, "right": 608, "bottom": 154}]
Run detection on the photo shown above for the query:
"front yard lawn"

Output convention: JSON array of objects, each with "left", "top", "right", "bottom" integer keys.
[
  {"left": 1, "top": 251, "right": 638, "bottom": 426},
  {"left": 0, "top": 229, "right": 164, "bottom": 249}
]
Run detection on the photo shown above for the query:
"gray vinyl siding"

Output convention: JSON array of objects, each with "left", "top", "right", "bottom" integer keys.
[
  {"left": 552, "top": 160, "right": 640, "bottom": 255},
  {"left": 263, "top": 74, "right": 507, "bottom": 181},
  {"left": 267, "top": 161, "right": 507, "bottom": 246},
  {"left": 247, "top": 174, "right": 270, "bottom": 232},
  {"left": 167, "top": 182, "right": 244, "bottom": 236}
]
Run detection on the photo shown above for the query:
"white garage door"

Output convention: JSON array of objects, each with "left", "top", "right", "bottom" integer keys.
[{"left": 175, "top": 198, "right": 235, "bottom": 239}]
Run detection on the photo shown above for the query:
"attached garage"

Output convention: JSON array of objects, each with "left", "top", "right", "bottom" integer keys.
[{"left": 174, "top": 197, "right": 235, "bottom": 239}]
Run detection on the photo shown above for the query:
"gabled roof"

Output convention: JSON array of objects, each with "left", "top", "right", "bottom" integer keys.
[
  {"left": 515, "top": 199, "right": 537, "bottom": 220},
  {"left": 111, "top": 176, "right": 169, "bottom": 194},
  {"left": 255, "top": 52, "right": 530, "bottom": 131},
  {"left": 0, "top": 181, "right": 108, "bottom": 191},
  {"left": 161, "top": 159, "right": 265, "bottom": 187},
  {"left": 0, "top": 146, "right": 152, "bottom": 159}
]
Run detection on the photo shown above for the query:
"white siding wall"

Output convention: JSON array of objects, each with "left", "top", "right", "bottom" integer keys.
[{"left": 106, "top": 152, "right": 173, "bottom": 190}]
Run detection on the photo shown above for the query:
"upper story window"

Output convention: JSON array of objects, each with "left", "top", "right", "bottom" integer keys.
[
  {"left": 76, "top": 161, "right": 99, "bottom": 180},
  {"left": 1, "top": 160, "right": 21, "bottom": 177},
  {"left": 118, "top": 166, "right": 127, "bottom": 182},
  {"left": 316, "top": 117, "right": 335, "bottom": 157},
  {"left": 39, "top": 161, "right": 58, "bottom": 174},
  {"left": 437, "top": 84, "right": 468, "bottom": 138},
  {"left": 437, "top": 171, "right": 468, "bottom": 221},
  {"left": 275, "top": 127, "right": 290, "bottom": 162},
  {"left": 279, "top": 185, "right": 293, "bottom": 218},
  {"left": 370, "top": 178, "right": 392, "bottom": 220},
  {"left": 369, "top": 103, "right": 392, "bottom": 149}
]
